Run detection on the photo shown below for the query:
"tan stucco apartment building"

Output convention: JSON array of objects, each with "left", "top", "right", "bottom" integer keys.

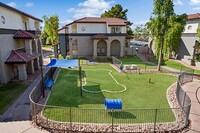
[
  {"left": 178, "top": 13, "right": 200, "bottom": 59},
  {"left": 0, "top": 2, "right": 43, "bottom": 84},
  {"left": 59, "top": 17, "right": 132, "bottom": 59}
]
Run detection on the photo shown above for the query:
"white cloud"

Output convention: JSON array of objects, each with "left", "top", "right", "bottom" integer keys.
[
  {"left": 59, "top": 20, "right": 73, "bottom": 26},
  {"left": 174, "top": 0, "right": 183, "bottom": 5},
  {"left": 7, "top": 2, "right": 17, "bottom": 8},
  {"left": 193, "top": 7, "right": 200, "bottom": 10},
  {"left": 190, "top": 0, "right": 200, "bottom": 5},
  {"left": 67, "top": 0, "right": 115, "bottom": 19},
  {"left": 134, "top": 20, "right": 148, "bottom": 26},
  {"left": 131, "top": 20, "right": 148, "bottom": 29},
  {"left": 25, "top": 2, "right": 34, "bottom": 7}
]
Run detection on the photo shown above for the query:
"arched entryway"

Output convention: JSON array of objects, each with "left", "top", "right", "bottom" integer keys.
[
  {"left": 110, "top": 40, "right": 121, "bottom": 56},
  {"left": 97, "top": 40, "right": 107, "bottom": 56}
]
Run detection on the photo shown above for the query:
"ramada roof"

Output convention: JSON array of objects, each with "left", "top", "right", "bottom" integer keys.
[
  {"left": 13, "top": 30, "right": 38, "bottom": 39},
  {"left": 0, "top": 2, "right": 42, "bottom": 22},
  {"left": 5, "top": 49, "right": 40, "bottom": 64},
  {"left": 187, "top": 13, "right": 200, "bottom": 20}
]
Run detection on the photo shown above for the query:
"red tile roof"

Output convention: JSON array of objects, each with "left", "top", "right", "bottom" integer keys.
[
  {"left": 91, "top": 34, "right": 109, "bottom": 40},
  {"left": 66, "top": 17, "right": 129, "bottom": 26},
  {"left": 13, "top": 30, "right": 37, "bottom": 39},
  {"left": 188, "top": 13, "right": 200, "bottom": 20},
  {"left": 5, "top": 49, "right": 40, "bottom": 63},
  {"left": 0, "top": 2, "right": 42, "bottom": 22}
]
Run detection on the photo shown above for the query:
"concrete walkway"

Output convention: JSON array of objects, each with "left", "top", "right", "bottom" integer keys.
[
  {"left": 182, "top": 80, "right": 200, "bottom": 133},
  {"left": 0, "top": 121, "right": 48, "bottom": 133},
  {"left": 161, "top": 66, "right": 181, "bottom": 73},
  {"left": 136, "top": 54, "right": 181, "bottom": 73}
]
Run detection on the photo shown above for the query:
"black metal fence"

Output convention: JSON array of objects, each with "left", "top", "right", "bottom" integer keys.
[{"left": 29, "top": 70, "right": 193, "bottom": 132}]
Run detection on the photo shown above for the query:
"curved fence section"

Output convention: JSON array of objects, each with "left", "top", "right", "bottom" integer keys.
[{"left": 29, "top": 70, "right": 192, "bottom": 132}]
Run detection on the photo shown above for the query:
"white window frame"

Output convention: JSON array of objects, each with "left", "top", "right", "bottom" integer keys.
[{"left": 111, "top": 27, "right": 121, "bottom": 33}]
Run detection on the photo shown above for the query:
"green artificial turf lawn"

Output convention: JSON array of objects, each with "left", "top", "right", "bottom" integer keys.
[
  {"left": 44, "top": 64, "right": 177, "bottom": 123},
  {"left": 0, "top": 82, "right": 26, "bottom": 114}
]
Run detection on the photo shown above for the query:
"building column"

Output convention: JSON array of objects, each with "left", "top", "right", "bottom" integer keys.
[
  {"left": 25, "top": 39, "right": 33, "bottom": 55},
  {"left": 120, "top": 41, "right": 124, "bottom": 57},
  {"left": 106, "top": 40, "right": 111, "bottom": 57},
  {"left": 18, "top": 64, "right": 27, "bottom": 80},
  {"left": 34, "top": 58, "right": 39, "bottom": 70},
  {"left": 93, "top": 40, "right": 97, "bottom": 57},
  {"left": 34, "top": 39, "right": 39, "bottom": 53},
  {"left": 27, "top": 60, "right": 34, "bottom": 74}
]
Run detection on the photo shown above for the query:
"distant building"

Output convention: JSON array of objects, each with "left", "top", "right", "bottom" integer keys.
[
  {"left": 58, "top": 17, "right": 133, "bottom": 59},
  {"left": 178, "top": 13, "right": 200, "bottom": 60},
  {"left": 0, "top": 2, "right": 43, "bottom": 84}
]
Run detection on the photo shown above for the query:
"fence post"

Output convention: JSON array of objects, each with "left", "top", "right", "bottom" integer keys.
[
  {"left": 185, "top": 104, "right": 191, "bottom": 127},
  {"left": 112, "top": 109, "right": 114, "bottom": 133},
  {"left": 182, "top": 92, "right": 186, "bottom": 108},
  {"left": 192, "top": 69, "right": 194, "bottom": 82},
  {"left": 154, "top": 109, "right": 158, "bottom": 132},
  {"left": 145, "top": 63, "right": 146, "bottom": 72},
  {"left": 70, "top": 107, "right": 72, "bottom": 131}
]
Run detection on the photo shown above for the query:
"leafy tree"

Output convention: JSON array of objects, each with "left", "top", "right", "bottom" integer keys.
[
  {"left": 42, "top": 15, "right": 59, "bottom": 45},
  {"left": 133, "top": 25, "right": 149, "bottom": 41},
  {"left": 194, "top": 29, "right": 200, "bottom": 62},
  {"left": 147, "top": 0, "right": 186, "bottom": 71},
  {"left": 101, "top": 4, "right": 133, "bottom": 35}
]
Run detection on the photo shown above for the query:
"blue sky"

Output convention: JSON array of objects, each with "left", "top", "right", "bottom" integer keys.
[{"left": 1, "top": 0, "right": 200, "bottom": 28}]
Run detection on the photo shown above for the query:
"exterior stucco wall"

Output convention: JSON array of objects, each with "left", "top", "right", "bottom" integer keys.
[
  {"left": 0, "top": 7, "right": 39, "bottom": 30},
  {"left": 70, "top": 36, "right": 93, "bottom": 57},
  {"left": 0, "top": 35, "right": 24, "bottom": 83},
  {"left": 178, "top": 34, "right": 198, "bottom": 59},
  {"left": 77, "top": 23, "right": 107, "bottom": 33}
]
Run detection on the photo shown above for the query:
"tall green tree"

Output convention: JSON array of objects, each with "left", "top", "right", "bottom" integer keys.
[
  {"left": 101, "top": 4, "right": 133, "bottom": 35},
  {"left": 194, "top": 28, "right": 200, "bottom": 62},
  {"left": 147, "top": 0, "right": 186, "bottom": 71},
  {"left": 42, "top": 15, "right": 59, "bottom": 45}
]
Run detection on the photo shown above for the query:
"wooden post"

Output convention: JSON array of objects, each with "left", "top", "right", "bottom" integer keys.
[{"left": 79, "top": 59, "right": 82, "bottom": 97}]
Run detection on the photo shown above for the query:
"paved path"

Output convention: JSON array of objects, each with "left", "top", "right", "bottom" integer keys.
[
  {"left": 0, "top": 121, "right": 48, "bottom": 133},
  {"left": 182, "top": 80, "right": 200, "bottom": 133},
  {"left": 161, "top": 66, "right": 180, "bottom": 73},
  {"left": 136, "top": 54, "right": 181, "bottom": 73}
]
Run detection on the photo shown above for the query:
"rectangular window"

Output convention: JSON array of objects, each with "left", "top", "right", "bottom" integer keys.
[{"left": 111, "top": 27, "right": 121, "bottom": 33}]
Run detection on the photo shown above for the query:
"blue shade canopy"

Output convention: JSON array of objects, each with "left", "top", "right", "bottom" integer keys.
[{"left": 46, "top": 59, "right": 79, "bottom": 68}]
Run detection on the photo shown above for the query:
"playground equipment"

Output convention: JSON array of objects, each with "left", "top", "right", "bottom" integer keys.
[{"left": 104, "top": 99, "right": 122, "bottom": 110}]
